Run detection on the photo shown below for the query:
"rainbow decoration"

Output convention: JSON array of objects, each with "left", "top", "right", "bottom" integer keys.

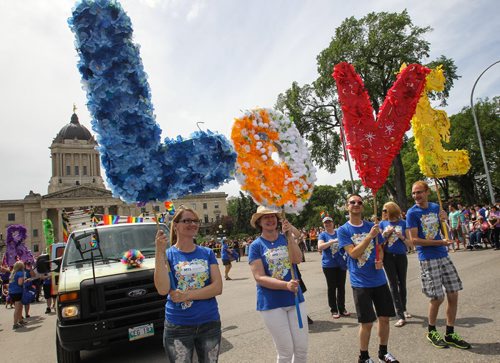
[
  {"left": 121, "top": 249, "right": 145, "bottom": 269},
  {"left": 164, "top": 201, "right": 175, "bottom": 215},
  {"left": 411, "top": 65, "right": 471, "bottom": 178},
  {"left": 90, "top": 234, "right": 98, "bottom": 249},
  {"left": 103, "top": 214, "right": 120, "bottom": 225},
  {"left": 320, "top": 211, "right": 329, "bottom": 220},
  {"left": 127, "top": 216, "right": 144, "bottom": 223}
]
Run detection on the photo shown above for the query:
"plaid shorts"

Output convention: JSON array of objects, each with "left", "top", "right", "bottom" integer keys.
[{"left": 420, "top": 256, "right": 463, "bottom": 299}]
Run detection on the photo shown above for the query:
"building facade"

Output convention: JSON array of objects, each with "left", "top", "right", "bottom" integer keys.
[{"left": 0, "top": 111, "right": 227, "bottom": 257}]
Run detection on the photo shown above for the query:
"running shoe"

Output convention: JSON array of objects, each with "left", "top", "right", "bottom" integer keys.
[
  {"left": 444, "top": 332, "right": 471, "bottom": 349},
  {"left": 341, "top": 310, "right": 351, "bottom": 317},
  {"left": 404, "top": 311, "right": 412, "bottom": 319},
  {"left": 427, "top": 330, "right": 449, "bottom": 348},
  {"left": 332, "top": 312, "right": 341, "bottom": 319},
  {"left": 379, "top": 352, "right": 399, "bottom": 362},
  {"left": 358, "top": 358, "right": 375, "bottom": 363}
]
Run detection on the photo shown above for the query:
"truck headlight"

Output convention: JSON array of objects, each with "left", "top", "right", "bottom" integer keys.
[{"left": 61, "top": 305, "right": 80, "bottom": 319}]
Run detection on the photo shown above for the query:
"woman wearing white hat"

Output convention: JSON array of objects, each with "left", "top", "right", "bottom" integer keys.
[{"left": 248, "top": 206, "right": 308, "bottom": 363}]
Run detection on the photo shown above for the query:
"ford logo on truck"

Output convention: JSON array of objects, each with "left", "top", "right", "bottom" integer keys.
[{"left": 127, "top": 288, "right": 147, "bottom": 298}]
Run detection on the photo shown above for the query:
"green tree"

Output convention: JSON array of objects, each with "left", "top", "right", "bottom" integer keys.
[
  {"left": 447, "top": 97, "right": 500, "bottom": 204},
  {"left": 226, "top": 192, "right": 258, "bottom": 235},
  {"left": 276, "top": 10, "right": 459, "bottom": 210}
]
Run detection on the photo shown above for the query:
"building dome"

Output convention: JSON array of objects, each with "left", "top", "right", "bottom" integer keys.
[{"left": 54, "top": 113, "right": 93, "bottom": 143}]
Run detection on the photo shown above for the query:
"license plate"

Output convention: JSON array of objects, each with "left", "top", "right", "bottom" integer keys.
[{"left": 128, "top": 323, "right": 154, "bottom": 341}]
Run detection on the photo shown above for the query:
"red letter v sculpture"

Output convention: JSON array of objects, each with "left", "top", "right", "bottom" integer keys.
[{"left": 332, "top": 63, "right": 430, "bottom": 194}]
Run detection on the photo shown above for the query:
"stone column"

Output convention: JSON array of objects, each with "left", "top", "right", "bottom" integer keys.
[{"left": 57, "top": 208, "right": 63, "bottom": 242}]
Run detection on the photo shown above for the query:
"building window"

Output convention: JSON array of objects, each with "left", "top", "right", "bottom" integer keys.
[
  {"left": 204, "top": 214, "right": 209, "bottom": 223},
  {"left": 33, "top": 244, "right": 39, "bottom": 253},
  {"left": 203, "top": 203, "right": 208, "bottom": 210},
  {"left": 33, "top": 229, "right": 38, "bottom": 237},
  {"left": 214, "top": 203, "right": 219, "bottom": 209},
  {"left": 75, "top": 166, "right": 79, "bottom": 175},
  {"left": 66, "top": 165, "right": 71, "bottom": 175},
  {"left": 83, "top": 166, "right": 88, "bottom": 175},
  {"left": 8, "top": 213, "right": 15, "bottom": 221}
]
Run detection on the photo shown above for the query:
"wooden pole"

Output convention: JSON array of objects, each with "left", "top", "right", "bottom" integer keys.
[
  {"left": 433, "top": 179, "right": 450, "bottom": 240},
  {"left": 373, "top": 191, "right": 381, "bottom": 266},
  {"left": 282, "top": 208, "right": 303, "bottom": 329},
  {"left": 153, "top": 206, "right": 176, "bottom": 290}
]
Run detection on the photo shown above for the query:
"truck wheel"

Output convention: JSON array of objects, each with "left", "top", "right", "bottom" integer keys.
[{"left": 56, "top": 336, "right": 80, "bottom": 363}]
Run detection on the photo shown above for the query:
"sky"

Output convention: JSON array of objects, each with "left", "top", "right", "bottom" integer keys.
[{"left": 0, "top": 0, "right": 499, "bottom": 201}]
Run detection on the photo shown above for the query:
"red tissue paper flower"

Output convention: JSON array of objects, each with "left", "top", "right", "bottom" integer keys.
[{"left": 332, "top": 62, "right": 430, "bottom": 194}]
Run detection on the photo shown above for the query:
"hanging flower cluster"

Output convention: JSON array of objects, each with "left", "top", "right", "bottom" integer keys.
[
  {"left": 411, "top": 66, "right": 471, "bottom": 178},
  {"left": 121, "top": 249, "right": 145, "bottom": 269},
  {"left": 69, "top": 0, "right": 235, "bottom": 203},
  {"left": 231, "top": 108, "right": 316, "bottom": 214},
  {"left": 332, "top": 62, "right": 430, "bottom": 194}
]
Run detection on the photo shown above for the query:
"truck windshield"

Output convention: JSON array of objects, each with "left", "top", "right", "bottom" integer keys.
[{"left": 63, "top": 224, "right": 169, "bottom": 266}]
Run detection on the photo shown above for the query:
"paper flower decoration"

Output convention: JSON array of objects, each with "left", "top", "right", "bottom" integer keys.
[
  {"left": 121, "top": 249, "right": 145, "bottom": 269},
  {"left": 231, "top": 108, "right": 316, "bottom": 214},
  {"left": 411, "top": 66, "right": 471, "bottom": 178},
  {"left": 68, "top": 0, "right": 236, "bottom": 203},
  {"left": 332, "top": 62, "right": 430, "bottom": 193}
]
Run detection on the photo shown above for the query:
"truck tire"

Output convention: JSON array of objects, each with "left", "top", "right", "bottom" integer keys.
[{"left": 56, "top": 336, "right": 80, "bottom": 363}]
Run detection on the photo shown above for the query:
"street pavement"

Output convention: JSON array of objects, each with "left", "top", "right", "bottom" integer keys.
[{"left": 1, "top": 248, "right": 499, "bottom": 362}]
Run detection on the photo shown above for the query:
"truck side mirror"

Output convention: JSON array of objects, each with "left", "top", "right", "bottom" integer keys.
[
  {"left": 52, "top": 257, "right": 63, "bottom": 273},
  {"left": 36, "top": 254, "right": 50, "bottom": 274}
]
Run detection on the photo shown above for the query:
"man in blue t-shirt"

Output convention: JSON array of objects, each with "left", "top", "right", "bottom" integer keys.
[
  {"left": 407, "top": 181, "right": 470, "bottom": 350},
  {"left": 338, "top": 194, "right": 398, "bottom": 363}
]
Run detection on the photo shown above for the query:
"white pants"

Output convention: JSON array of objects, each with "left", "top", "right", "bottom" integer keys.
[{"left": 260, "top": 302, "right": 308, "bottom": 363}]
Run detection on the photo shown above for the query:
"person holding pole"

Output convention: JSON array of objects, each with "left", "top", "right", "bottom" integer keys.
[
  {"left": 338, "top": 194, "right": 399, "bottom": 363},
  {"left": 248, "top": 206, "right": 308, "bottom": 363},
  {"left": 406, "top": 181, "right": 471, "bottom": 350},
  {"left": 154, "top": 207, "right": 223, "bottom": 363}
]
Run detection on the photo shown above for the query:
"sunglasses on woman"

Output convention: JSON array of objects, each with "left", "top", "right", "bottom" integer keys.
[{"left": 349, "top": 200, "right": 363, "bottom": 206}]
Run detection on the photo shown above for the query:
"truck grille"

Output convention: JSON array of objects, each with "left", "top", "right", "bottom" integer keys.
[{"left": 79, "top": 269, "right": 165, "bottom": 323}]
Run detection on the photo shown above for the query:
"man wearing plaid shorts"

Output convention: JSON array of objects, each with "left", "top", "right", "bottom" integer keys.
[{"left": 407, "top": 181, "right": 471, "bottom": 350}]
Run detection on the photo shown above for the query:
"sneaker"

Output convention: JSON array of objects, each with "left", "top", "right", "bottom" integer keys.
[
  {"left": 394, "top": 319, "right": 405, "bottom": 327},
  {"left": 444, "top": 332, "right": 471, "bottom": 349},
  {"left": 13, "top": 323, "right": 21, "bottom": 330},
  {"left": 341, "top": 310, "right": 351, "bottom": 317},
  {"left": 404, "top": 311, "right": 412, "bottom": 319},
  {"left": 332, "top": 312, "right": 341, "bottom": 319},
  {"left": 18, "top": 320, "right": 27, "bottom": 325},
  {"left": 358, "top": 358, "right": 375, "bottom": 363},
  {"left": 379, "top": 352, "right": 399, "bottom": 362},
  {"left": 427, "top": 330, "right": 449, "bottom": 348},
  {"left": 45, "top": 307, "right": 51, "bottom": 314}
]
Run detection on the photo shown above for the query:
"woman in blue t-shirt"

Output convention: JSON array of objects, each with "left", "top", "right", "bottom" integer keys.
[
  {"left": 318, "top": 216, "right": 349, "bottom": 319},
  {"left": 379, "top": 202, "right": 412, "bottom": 327},
  {"left": 154, "top": 207, "right": 223, "bottom": 363},
  {"left": 220, "top": 238, "right": 233, "bottom": 280},
  {"left": 8, "top": 261, "right": 26, "bottom": 329},
  {"left": 248, "top": 206, "right": 308, "bottom": 363}
]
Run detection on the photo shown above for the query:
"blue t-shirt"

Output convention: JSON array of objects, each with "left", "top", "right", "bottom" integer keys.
[
  {"left": 406, "top": 202, "right": 448, "bottom": 261},
  {"left": 318, "top": 231, "right": 347, "bottom": 269},
  {"left": 248, "top": 235, "right": 305, "bottom": 311},
  {"left": 8, "top": 271, "right": 24, "bottom": 294},
  {"left": 165, "top": 246, "right": 220, "bottom": 326},
  {"left": 379, "top": 220, "right": 408, "bottom": 255},
  {"left": 221, "top": 242, "right": 229, "bottom": 261},
  {"left": 337, "top": 221, "right": 386, "bottom": 288}
]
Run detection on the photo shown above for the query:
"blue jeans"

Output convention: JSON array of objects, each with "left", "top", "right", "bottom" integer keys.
[{"left": 163, "top": 320, "right": 221, "bottom": 363}]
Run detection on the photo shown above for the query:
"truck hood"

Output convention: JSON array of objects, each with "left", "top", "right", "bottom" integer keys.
[{"left": 59, "top": 258, "right": 155, "bottom": 293}]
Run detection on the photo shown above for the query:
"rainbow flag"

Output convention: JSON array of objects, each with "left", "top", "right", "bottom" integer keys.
[
  {"left": 127, "top": 216, "right": 143, "bottom": 223},
  {"left": 164, "top": 201, "right": 175, "bottom": 215},
  {"left": 90, "top": 234, "right": 98, "bottom": 249},
  {"left": 103, "top": 214, "right": 119, "bottom": 225}
]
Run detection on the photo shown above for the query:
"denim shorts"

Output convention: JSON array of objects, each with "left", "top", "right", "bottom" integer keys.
[{"left": 163, "top": 320, "right": 221, "bottom": 363}]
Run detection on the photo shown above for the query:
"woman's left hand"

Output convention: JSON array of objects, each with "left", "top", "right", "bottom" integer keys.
[
  {"left": 169, "top": 289, "right": 191, "bottom": 303},
  {"left": 282, "top": 219, "right": 291, "bottom": 233}
]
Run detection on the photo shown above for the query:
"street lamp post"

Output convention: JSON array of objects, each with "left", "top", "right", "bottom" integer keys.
[{"left": 470, "top": 60, "right": 499, "bottom": 205}]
